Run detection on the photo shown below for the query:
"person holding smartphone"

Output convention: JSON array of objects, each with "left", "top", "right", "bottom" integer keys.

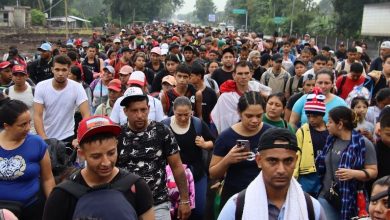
[{"left": 209, "top": 91, "right": 272, "bottom": 210}]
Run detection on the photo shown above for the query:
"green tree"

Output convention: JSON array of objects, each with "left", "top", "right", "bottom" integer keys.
[
  {"left": 31, "top": 8, "right": 45, "bottom": 26},
  {"left": 195, "top": 0, "right": 217, "bottom": 25}
]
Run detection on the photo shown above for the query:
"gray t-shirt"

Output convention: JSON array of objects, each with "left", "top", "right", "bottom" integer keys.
[{"left": 320, "top": 137, "right": 377, "bottom": 196}]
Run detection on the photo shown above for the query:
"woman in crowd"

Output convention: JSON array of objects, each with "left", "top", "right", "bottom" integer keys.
[
  {"left": 0, "top": 99, "right": 55, "bottom": 220},
  {"left": 209, "top": 91, "right": 272, "bottom": 209},
  {"left": 369, "top": 175, "right": 390, "bottom": 220},
  {"left": 89, "top": 65, "right": 114, "bottom": 113},
  {"left": 290, "top": 68, "right": 347, "bottom": 128},
  {"left": 262, "top": 92, "right": 295, "bottom": 133},
  {"left": 162, "top": 96, "right": 215, "bottom": 220},
  {"left": 316, "top": 106, "right": 378, "bottom": 220},
  {"left": 204, "top": 61, "right": 220, "bottom": 94},
  {"left": 133, "top": 52, "right": 154, "bottom": 89}
]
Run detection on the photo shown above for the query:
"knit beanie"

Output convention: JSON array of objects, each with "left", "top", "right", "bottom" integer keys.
[{"left": 304, "top": 87, "right": 326, "bottom": 116}]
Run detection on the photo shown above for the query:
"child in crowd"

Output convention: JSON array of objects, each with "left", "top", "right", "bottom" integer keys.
[
  {"left": 285, "top": 59, "right": 307, "bottom": 98},
  {"left": 294, "top": 89, "right": 328, "bottom": 196},
  {"left": 366, "top": 88, "right": 390, "bottom": 126},
  {"left": 351, "top": 96, "right": 374, "bottom": 142},
  {"left": 262, "top": 92, "right": 295, "bottom": 133}
]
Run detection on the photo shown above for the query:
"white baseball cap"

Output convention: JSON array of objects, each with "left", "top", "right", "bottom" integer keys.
[{"left": 120, "top": 87, "right": 147, "bottom": 106}]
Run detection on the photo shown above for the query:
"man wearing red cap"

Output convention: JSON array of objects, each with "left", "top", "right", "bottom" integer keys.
[
  {"left": 4, "top": 65, "right": 35, "bottom": 133},
  {"left": 94, "top": 79, "right": 123, "bottom": 117},
  {"left": 0, "top": 61, "right": 13, "bottom": 94},
  {"left": 43, "top": 116, "right": 154, "bottom": 220}
]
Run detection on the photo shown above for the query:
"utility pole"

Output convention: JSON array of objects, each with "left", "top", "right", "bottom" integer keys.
[
  {"left": 49, "top": 0, "right": 52, "bottom": 27},
  {"left": 245, "top": 10, "right": 248, "bottom": 32},
  {"left": 64, "top": 0, "right": 68, "bottom": 39}
]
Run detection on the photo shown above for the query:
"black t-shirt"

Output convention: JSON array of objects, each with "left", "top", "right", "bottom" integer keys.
[
  {"left": 376, "top": 140, "right": 390, "bottom": 180},
  {"left": 42, "top": 170, "right": 153, "bottom": 220},
  {"left": 335, "top": 50, "right": 347, "bottom": 61},
  {"left": 151, "top": 69, "right": 169, "bottom": 93},
  {"left": 309, "top": 125, "right": 329, "bottom": 158},
  {"left": 172, "top": 118, "right": 215, "bottom": 181},
  {"left": 252, "top": 66, "right": 267, "bottom": 81},
  {"left": 286, "top": 92, "right": 304, "bottom": 110},
  {"left": 117, "top": 121, "right": 180, "bottom": 205},
  {"left": 146, "top": 61, "right": 164, "bottom": 75},
  {"left": 201, "top": 87, "right": 218, "bottom": 125},
  {"left": 211, "top": 68, "right": 233, "bottom": 87}
]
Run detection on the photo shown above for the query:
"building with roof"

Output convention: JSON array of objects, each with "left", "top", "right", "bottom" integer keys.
[
  {"left": 0, "top": 5, "right": 31, "bottom": 28},
  {"left": 47, "top": 15, "right": 90, "bottom": 28}
]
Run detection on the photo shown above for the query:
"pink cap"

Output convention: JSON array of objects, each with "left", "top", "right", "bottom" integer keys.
[
  {"left": 119, "top": 65, "right": 133, "bottom": 75},
  {"left": 151, "top": 47, "right": 161, "bottom": 55}
]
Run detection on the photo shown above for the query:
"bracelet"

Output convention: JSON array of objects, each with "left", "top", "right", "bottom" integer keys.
[
  {"left": 362, "top": 169, "right": 370, "bottom": 179},
  {"left": 178, "top": 200, "right": 190, "bottom": 205}
]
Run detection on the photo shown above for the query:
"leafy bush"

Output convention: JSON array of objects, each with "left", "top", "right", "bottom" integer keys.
[{"left": 31, "top": 9, "right": 45, "bottom": 26}]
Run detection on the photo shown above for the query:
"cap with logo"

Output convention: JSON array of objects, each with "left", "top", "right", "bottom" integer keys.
[
  {"left": 113, "top": 38, "right": 121, "bottom": 44},
  {"left": 77, "top": 116, "right": 121, "bottom": 144},
  {"left": 38, "top": 42, "right": 52, "bottom": 52},
  {"left": 107, "top": 79, "right": 122, "bottom": 92},
  {"left": 257, "top": 127, "right": 300, "bottom": 152},
  {"left": 128, "top": 71, "right": 146, "bottom": 87},
  {"left": 12, "top": 65, "right": 27, "bottom": 74},
  {"left": 120, "top": 87, "right": 147, "bottom": 107},
  {"left": 380, "top": 41, "right": 390, "bottom": 49},
  {"left": 302, "top": 72, "right": 315, "bottom": 83}
]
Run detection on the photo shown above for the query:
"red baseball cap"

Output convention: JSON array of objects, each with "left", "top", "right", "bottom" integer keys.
[
  {"left": 77, "top": 116, "right": 121, "bottom": 144},
  {"left": 107, "top": 79, "right": 122, "bottom": 92},
  {"left": 0, "top": 61, "right": 11, "bottom": 69},
  {"left": 12, "top": 65, "right": 27, "bottom": 74}
]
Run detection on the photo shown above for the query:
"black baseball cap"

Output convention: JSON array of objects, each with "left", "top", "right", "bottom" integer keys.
[{"left": 257, "top": 128, "right": 300, "bottom": 152}]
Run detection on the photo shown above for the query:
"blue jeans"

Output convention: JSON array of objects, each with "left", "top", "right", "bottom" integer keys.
[
  {"left": 318, "top": 196, "right": 340, "bottom": 220},
  {"left": 154, "top": 201, "right": 171, "bottom": 220},
  {"left": 190, "top": 175, "right": 207, "bottom": 220}
]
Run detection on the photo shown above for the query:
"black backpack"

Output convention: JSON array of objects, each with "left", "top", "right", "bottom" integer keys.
[
  {"left": 56, "top": 169, "right": 140, "bottom": 220},
  {"left": 235, "top": 189, "right": 315, "bottom": 220}
]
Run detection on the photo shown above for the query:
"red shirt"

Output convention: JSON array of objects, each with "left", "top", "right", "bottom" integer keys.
[{"left": 336, "top": 75, "right": 365, "bottom": 99}]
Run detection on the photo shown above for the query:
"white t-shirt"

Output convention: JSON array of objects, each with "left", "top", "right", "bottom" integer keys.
[
  {"left": 7, "top": 85, "right": 36, "bottom": 134},
  {"left": 33, "top": 79, "right": 88, "bottom": 140},
  {"left": 110, "top": 94, "right": 165, "bottom": 125}
]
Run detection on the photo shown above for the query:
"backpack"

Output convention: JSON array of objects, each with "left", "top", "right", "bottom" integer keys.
[
  {"left": 264, "top": 72, "right": 290, "bottom": 92},
  {"left": 337, "top": 75, "right": 373, "bottom": 101},
  {"left": 45, "top": 139, "right": 77, "bottom": 178},
  {"left": 56, "top": 169, "right": 140, "bottom": 220},
  {"left": 166, "top": 164, "right": 196, "bottom": 218},
  {"left": 235, "top": 189, "right": 315, "bottom": 220}
]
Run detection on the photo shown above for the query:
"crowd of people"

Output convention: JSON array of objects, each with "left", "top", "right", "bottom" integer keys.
[{"left": 0, "top": 22, "right": 390, "bottom": 220}]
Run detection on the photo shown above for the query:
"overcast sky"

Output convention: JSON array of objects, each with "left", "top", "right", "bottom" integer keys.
[{"left": 176, "top": 0, "right": 228, "bottom": 14}]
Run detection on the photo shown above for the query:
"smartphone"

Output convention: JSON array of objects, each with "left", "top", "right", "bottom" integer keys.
[{"left": 236, "top": 140, "right": 250, "bottom": 152}]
